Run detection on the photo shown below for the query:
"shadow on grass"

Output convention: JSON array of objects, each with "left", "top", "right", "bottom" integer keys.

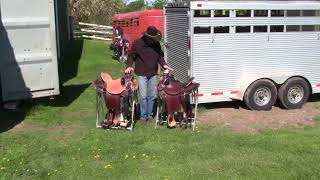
[
  {"left": 0, "top": 102, "right": 32, "bottom": 133},
  {"left": 59, "top": 39, "right": 84, "bottom": 84},
  {"left": 200, "top": 93, "right": 320, "bottom": 110},
  {"left": 309, "top": 94, "right": 320, "bottom": 102},
  {"left": 1, "top": 40, "right": 85, "bottom": 133},
  {"left": 0, "top": 13, "right": 32, "bottom": 133},
  {"left": 200, "top": 100, "right": 243, "bottom": 110},
  {"left": 34, "top": 83, "right": 91, "bottom": 107}
]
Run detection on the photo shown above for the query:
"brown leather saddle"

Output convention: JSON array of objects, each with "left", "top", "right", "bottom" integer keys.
[
  {"left": 158, "top": 73, "right": 200, "bottom": 128},
  {"left": 94, "top": 72, "right": 135, "bottom": 128}
]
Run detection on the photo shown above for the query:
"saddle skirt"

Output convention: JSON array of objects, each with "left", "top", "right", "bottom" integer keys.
[{"left": 101, "top": 72, "right": 126, "bottom": 95}]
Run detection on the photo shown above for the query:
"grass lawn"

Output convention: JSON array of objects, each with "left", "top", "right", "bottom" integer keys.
[{"left": 1, "top": 40, "right": 320, "bottom": 179}]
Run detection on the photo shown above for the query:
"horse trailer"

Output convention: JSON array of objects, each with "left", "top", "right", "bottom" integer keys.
[
  {"left": 113, "top": 10, "right": 164, "bottom": 46},
  {"left": 0, "top": 0, "right": 70, "bottom": 101},
  {"left": 164, "top": 1, "right": 320, "bottom": 110}
]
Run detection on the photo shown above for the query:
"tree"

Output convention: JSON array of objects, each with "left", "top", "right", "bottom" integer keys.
[
  {"left": 70, "top": 0, "right": 124, "bottom": 25},
  {"left": 121, "top": 0, "right": 145, "bottom": 13},
  {"left": 152, "top": 0, "right": 164, "bottom": 9}
]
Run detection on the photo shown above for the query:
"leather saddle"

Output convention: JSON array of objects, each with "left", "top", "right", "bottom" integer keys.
[
  {"left": 158, "top": 74, "right": 199, "bottom": 128},
  {"left": 94, "top": 72, "right": 134, "bottom": 128},
  {"left": 101, "top": 72, "right": 126, "bottom": 95},
  {"left": 161, "top": 77, "right": 197, "bottom": 96}
]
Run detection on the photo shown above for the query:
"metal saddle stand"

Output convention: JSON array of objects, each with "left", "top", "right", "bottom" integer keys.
[
  {"left": 155, "top": 72, "right": 200, "bottom": 131},
  {"left": 94, "top": 72, "right": 138, "bottom": 131}
]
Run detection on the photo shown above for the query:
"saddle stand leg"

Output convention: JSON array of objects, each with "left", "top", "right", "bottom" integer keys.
[
  {"left": 155, "top": 104, "right": 160, "bottom": 129},
  {"left": 97, "top": 90, "right": 107, "bottom": 129},
  {"left": 129, "top": 100, "right": 135, "bottom": 131},
  {"left": 96, "top": 91, "right": 101, "bottom": 128},
  {"left": 192, "top": 92, "right": 199, "bottom": 132}
]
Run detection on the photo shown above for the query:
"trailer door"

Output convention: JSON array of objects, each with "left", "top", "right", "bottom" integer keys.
[
  {"left": 0, "top": 0, "right": 59, "bottom": 101},
  {"left": 165, "top": 7, "right": 189, "bottom": 82}
]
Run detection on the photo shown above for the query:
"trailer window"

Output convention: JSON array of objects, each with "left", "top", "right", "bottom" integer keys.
[
  {"left": 302, "top": 10, "right": 317, "bottom": 16},
  {"left": 287, "top": 25, "right": 300, "bottom": 32},
  {"left": 254, "top": 10, "right": 268, "bottom": 17},
  {"left": 271, "top": 10, "right": 284, "bottom": 17},
  {"left": 270, "top": 25, "right": 284, "bottom": 32},
  {"left": 194, "top": 26, "right": 211, "bottom": 34},
  {"left": 133, "top": 18, "right": 139, "bottom": 26},
  {"left": 287, "top": 10, "right": 301, "bottom": 17},
  {"left": 214, "top": 10, "right": 230, "bottom": 17},
  {"left": 214, "top": 26, "right": 229, "bottom": 33},
  {"left": 120, "top": 21, "right": 125, "bottom": 27},
  {"left": 236, "top": 10, "right": 251, "bottom": 17},
  {"left": 302, "top": 25, "right": 317, "bottom": 31},
  {"left": 236, "top": 26, "right": 251, "bottom": 33},
  {"left": 254, "top": 26, "right": 267, "bottom": 33},
  {"left": 194, "top": 10, "right": 211, "bottom": 17}
]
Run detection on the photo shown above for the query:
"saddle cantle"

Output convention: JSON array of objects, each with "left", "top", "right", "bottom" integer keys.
[{"left": 101, "top": 72, "right": 126, "bottom": 95}]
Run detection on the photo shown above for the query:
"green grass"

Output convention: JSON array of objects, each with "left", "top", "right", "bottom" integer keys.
[{"left": 1, "top": 40, "right": 320, "bottom": 179}]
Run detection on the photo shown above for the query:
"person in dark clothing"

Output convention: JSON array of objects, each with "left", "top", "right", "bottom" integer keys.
[{"left": 125, "top": 26, "right": 173, "bottom": 123}]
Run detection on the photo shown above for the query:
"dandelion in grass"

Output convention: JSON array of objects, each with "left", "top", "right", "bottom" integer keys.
[
  {"left": 48, "top": 173, "right": 51, "bottom": 176},
  {"left": 54, "top": 169, "right": 58, "bottom": 172},
  {"left": 133, "top": 156, "right": 136, "bottom": 159},
  {"left": 19, "top": 161, "right": 23, "bottom": 165},
  {"left": 125, "top": 154, "right": 129, "bottom": 159},
  {"left": 104, "top": 164, "right": 112, "bottom": 169},
  {"left": 1, "top": 167, "right": 6, "bottom": 170},
  {"left": 142, "top": 154, "right": 146, "bottom": 157},
  {"left": 80, "top": 164, "right": 83, "bottom": 167},
  {"left": 6, "top": 159, "right": 10, "bottom": 162},
  {"left": 78, "top": 148, "right": 81, "bottom": 151},
  {"left": 98, "top": 148, "right": 101, "bottom": 151},
  {"left": 27, "top": 169, "right": 30, "bottom": 172}
]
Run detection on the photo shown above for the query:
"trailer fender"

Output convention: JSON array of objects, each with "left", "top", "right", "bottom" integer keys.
[{"left": 229, "top": 73, "right": 298, "bottom": 101}]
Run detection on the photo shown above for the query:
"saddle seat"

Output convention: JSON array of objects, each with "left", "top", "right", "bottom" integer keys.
[
  {"left": 101, "top": 72, "right": 126, "bottom": 95},
  {"left": 164, "top": 83, "right": 182, "bottom": 96},
  {"left": 163, "top": 77, "right": 197, "bottom": 96}
]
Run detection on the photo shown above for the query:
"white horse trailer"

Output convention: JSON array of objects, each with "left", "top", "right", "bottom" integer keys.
[
  {"left": 0, "top": 0, "right": 70, "bottom": 101},
  {"left": 164, "top": 1, "right": 320, "bottom": 110}
]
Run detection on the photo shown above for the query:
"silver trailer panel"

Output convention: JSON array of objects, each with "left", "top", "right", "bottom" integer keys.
[
  {"left": 165, "top": 7, "right": 190, "bottom": 82},
  {"left": 165, "top": 1, "right": 320, "bottom": 104},
  {"left": 0, "top": 0, "right": 60, "bottom": 101}
]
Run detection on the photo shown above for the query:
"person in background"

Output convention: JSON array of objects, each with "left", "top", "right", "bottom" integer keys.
[{"left": 125, "top": 26, "right": 173, "bottom": 123}]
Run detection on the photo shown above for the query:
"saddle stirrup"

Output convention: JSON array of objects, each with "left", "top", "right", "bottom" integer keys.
[{"left": 167, "top": 115, "right": 176, "bottom": 128}]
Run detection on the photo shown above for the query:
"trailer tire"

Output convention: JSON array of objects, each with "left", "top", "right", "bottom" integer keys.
[
  {"left": 278, "top": 77, "right": 310, "bottom": 109},
  {"left": 244, "top": 79, "right": 277, "bottom": 111}
]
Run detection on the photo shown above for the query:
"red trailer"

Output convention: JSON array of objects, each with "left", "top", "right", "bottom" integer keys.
[{"left": 113, "top": 9, "right": 164, "bottom": 46}]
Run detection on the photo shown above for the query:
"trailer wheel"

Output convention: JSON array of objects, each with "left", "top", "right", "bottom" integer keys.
[
  {"left": 278, "top": 77, "right": 310, "bottom": 109},
  {"left": 244, "top": 79, "right": 277, "bottom": 111}
]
